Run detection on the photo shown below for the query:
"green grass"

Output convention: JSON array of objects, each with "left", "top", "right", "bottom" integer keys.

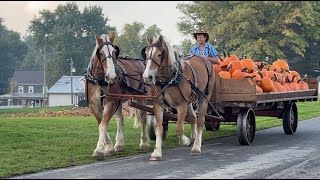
[
  {"left": 0, "top": 101, "right": 320, "bottom": 178},
  {"left": 0, "top": 106, "right": 73, "bottom": 115}
]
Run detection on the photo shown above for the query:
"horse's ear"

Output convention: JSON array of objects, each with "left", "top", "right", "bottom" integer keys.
[
  {"left": 109, "top": 31, "right": 117, "bottom": 43},
  {"left": 146, "top": 36, "right": 153, "bottom": 45},
  {"left": 94, "top": 33, "right": 101, "bottom": 45},
  {"left": 158, "top": 35, "right": 164, "bottom": 44}
]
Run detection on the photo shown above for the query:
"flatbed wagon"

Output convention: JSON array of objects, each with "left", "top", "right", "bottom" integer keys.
[{"left": 128, "top": 76, "right": 319, "bottom": 145}]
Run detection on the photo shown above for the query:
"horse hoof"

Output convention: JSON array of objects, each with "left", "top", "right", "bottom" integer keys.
[
  {"left": 150, "top": 156, "right": 162, "bottom": 161},
  {"left": 92, "top": 152, "right": 105, "bottom": 161},
  {"left": 114, "top": 145, "right": 124, "bottom": 152},
  {"left": 104, "top": 149, "right": 115, "bottom": 156},
  {"left": 190, "top": 150, "right": 201, "bottom": 156},
  {"left": 139, "top": 144, "right": 150, "bottom": 150}
]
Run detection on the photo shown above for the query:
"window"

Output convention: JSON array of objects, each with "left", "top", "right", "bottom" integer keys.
[
  {"left": 28, "top": 86, "right": 34, "bottom": 93},
  {"left": 18, "top": 86, "right": 23, "bottom": 93}
]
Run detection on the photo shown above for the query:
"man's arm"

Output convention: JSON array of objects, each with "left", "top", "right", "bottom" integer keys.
[
  {"left": 207, "top": 56, "right": 221, "bottom": 64},
  {"left": 207, "top": 44, "right": 221, "bottom": 64}
]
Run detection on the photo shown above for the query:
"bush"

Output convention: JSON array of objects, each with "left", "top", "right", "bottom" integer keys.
[{"left": 78, "top": 99, "right": 88, "bottom": 107}]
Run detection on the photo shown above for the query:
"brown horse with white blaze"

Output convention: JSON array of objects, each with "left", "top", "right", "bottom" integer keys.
[
  {"left": 142, "top": 35, "right": 215, "bottom": 160},
  {"left": 85, "top": 32, "right": 149, "bottom": 159}
]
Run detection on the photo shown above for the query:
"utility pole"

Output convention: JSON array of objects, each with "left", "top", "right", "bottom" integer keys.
[
  {"left": 69, "top": 57, "right": 74, "bottom": 106},
  {"left": 43, "top": 46, "right": 47, "bottom": 107}
]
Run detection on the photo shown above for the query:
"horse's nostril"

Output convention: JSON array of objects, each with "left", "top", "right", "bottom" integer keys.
[{"left": 148, "top": 76, "right": 153, "bottom": 80}]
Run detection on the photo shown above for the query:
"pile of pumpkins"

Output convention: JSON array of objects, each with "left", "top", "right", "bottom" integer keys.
[{"left": 214, "top": 55, "right": 309, "bottom": 93}]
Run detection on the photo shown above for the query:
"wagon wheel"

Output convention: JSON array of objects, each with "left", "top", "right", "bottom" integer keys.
[
  {"left": 148, "top": 115, "right": 168, "bottom": 141},
  {"left": 236, "top": 108, "right": 256, "bottom": 145},
  {"left": 282, "top": 102, "right": 298, "bottom": 134}
]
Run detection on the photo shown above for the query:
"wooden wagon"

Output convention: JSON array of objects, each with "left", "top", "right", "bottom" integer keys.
[{"left": 128, "top": 76, "right": 319, "bottom": 145}]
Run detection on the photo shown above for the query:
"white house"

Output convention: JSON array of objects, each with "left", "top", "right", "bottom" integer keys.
[{"left": 47, "top": 76, "right": 85, "bottom": 107}]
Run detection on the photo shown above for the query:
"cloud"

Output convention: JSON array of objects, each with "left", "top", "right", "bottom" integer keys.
[{"left": 24, "top": 1, "right": 69, "bottom": 16}]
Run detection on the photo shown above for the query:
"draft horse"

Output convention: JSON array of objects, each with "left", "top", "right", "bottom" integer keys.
[
  {"left": 142, "top": 35, "right": 215, "bottom": 160},
  {"left": 85, "top": 32, "right": 149, "bottom": 159}
]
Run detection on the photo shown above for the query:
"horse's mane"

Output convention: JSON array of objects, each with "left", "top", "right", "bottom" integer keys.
[{"left": 153, "top": 35, "right": 178, "bottom": 69}]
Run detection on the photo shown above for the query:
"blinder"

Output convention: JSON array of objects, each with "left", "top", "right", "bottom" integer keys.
[
  {"left": 141, "top": 46, "right": 147, "bottom": 60},
  {"left": 97, "top": 42, "right": 120, "bottom": 59}
]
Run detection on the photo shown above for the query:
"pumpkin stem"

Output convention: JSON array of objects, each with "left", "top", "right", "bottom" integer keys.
[
  {"left": 258, "top": 71, "right": 264, "bottom": 78},
  {"left": 223, "top": 49, "right": 227, "bottom": 59},
  {"left": 301, "top": 74, "right": 308, "bottom": 81},
  {"left": 272, "top": 73, "right": 278, "bottom": 81}
]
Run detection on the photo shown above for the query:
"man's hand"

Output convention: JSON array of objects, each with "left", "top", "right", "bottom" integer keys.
[{"left": 207, "top": 56, "right": 221, "bottom": 65}]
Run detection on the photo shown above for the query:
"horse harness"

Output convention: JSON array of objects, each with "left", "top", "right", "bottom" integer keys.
[
  {"left": 147, "top": 44, "right": 213, "bottom": 108},
  {"left": 85, "top": 42, "right": 147, "bottom": 105}
]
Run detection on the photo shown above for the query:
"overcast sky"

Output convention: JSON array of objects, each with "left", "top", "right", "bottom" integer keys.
[{"left": 0, "top": 1, "right": 192, "bottom": 45}]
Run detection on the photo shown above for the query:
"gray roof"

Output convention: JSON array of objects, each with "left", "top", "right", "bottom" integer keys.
[
  {"left": 13, "top": 70, "right": 44, "bottom": 85},
  {"left": 47, "top": 76, "right": 85, "bottom": 94}
]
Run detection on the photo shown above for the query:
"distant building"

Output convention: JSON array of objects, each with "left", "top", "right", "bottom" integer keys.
[
  {"left": 0, "top": 70, "right": 46, "bottom": 107},
  {"left": 47, "top": 76, "right": 85, "bottom": 107}
]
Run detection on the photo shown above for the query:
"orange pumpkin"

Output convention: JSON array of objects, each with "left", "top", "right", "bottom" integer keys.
[
  {"left": 232, "top": 69, "right": 251, "bottom": 79},
  {"left": 283, "top": 83, "right": 291, "bottom": 91},
  {"left": 260, "top": 77, "right": 275, "bottom": 92},
  {"left": 268, "top": 64, "right": 281, "bottom": 73},
  {"left": 226, "top": 55, "right": 240, "bottom": 62},
  {"left": 213, "top": 64, "right": 222, "bottom": 74},
  {"left": 290, "top": 70, "right": 301, "bottom": 82},
  {"left": 228, "top": 61, "right": 245, "bottom": 75},
  {"left": 298, "top": 80, "right": 309, "bottom": 90},
  {"left": 273, "top": 81, "right": 286, "bottom": 92},
  {"left": 218, "top": 71, "right": 232, "bottom": 79},
  {"left": 273, "top": 59, "right": 289, "bottom": 72},
  {"left": 251, "top": 71, "right": 262, "bottom": 86},
  {"left": 240, "top": 58, "right": 255, "bottom": 73},
  {"left": 256, "top": 85, "right": 263, "bottom": 93}
]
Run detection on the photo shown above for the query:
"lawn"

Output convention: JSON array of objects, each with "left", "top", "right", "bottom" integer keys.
[{"left": 0, "top": 101, "right": 320, "bottom": 178}]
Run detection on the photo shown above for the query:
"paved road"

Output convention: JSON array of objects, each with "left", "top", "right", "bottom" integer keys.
[{"left": 11, "top": 117, "right": 320, "bottom": 179}]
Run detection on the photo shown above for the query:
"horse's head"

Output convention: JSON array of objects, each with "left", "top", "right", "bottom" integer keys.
[
  {"left": 93, "top": 32, "right": 120, "bottom": 84},
  {"left": 142, "top": 35, "right": 175, "bottom": 84}
]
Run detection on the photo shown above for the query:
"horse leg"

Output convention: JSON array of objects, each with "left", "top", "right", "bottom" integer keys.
[
  {"left": 135, "top": 99, "right": 150, "bottom": 150},
  {"left": 150, "top": 102, "right": 164, "bottom": 161},
  {"left": 187, "top": 103, "right": 197, "bottom": 145},
  {"left": 176, "top": 103, "right": 190, "bottom": 147},
  {"left": 191, "top": 99, "right": 207, "bottom": 155},
  {"left": 114, "top": 105, "right": 124, "bottom": 152},
  {"left": 92, "top": 101, "right": 117, "bottom": 158}
]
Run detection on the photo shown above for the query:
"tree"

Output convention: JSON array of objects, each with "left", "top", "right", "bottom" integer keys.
[
  {"left": 18, "top": 35, "right": 43, "bottom": 71},
  {"left": 28, "top": 2, "right": 115, "bottom": 87},
  {"left": 177, "top": 1, "right": 320, "bottom": 76},
  {"left": 0, "top": 17, "right": 27, "bottom": 94},
  {"left": 116, "top": 22, "right": 162, "bottom": 58}
]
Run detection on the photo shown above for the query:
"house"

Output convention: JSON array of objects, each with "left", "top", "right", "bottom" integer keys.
[
  {"left": 0, "top": 70, "right": 46, "bottom": 107},
  {"left": 47, "top": 76, "right": 86, "bottom": 107}
]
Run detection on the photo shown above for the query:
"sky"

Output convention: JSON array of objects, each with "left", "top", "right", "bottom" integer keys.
[{"left": 0, "top": 1, "right": 192, "bottom": 45}]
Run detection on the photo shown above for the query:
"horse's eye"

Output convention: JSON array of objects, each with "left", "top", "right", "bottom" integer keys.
[
  {"left": 99, "top": 52, "right": 103, "bottom": 56},
  {"left": 158, "top": 54, "right": 162, "bottom": 58}
]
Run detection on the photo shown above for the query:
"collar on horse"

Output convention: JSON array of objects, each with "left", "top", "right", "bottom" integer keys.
[{"left": 155, "top": 60, "right": 183, "bottom": 88}]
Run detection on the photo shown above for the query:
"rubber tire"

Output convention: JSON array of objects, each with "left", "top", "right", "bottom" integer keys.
[
  {"left": 237, "top": 108, "right": 256, "bottom": 145},
  {"left": 282, "top": 102, "right": 298, "bottom": 134}
]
